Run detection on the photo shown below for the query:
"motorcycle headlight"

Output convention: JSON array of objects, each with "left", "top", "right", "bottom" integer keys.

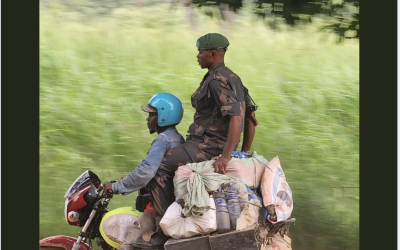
[{"left": 67, "top": 211, "right": 80, "bottom": 222}]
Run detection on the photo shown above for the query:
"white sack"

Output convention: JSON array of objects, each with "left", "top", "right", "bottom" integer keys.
[{"left": 160, "top": 196, "right": 217, "bottom": 239}]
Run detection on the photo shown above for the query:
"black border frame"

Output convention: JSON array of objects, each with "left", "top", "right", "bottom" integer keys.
[
  {"left": 360, "top": 1, "right": 397, "bottom": 250},
  {"left": 2, "top": 0, "right": 39, "bottom": 249}
]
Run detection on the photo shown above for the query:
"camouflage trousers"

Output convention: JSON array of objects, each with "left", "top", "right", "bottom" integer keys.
[{"left": 146, "top": 137, "right": 223, "bottom": 220}]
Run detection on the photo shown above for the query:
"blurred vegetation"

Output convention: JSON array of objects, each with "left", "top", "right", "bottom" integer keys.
[
  {"left": 176, "top": 0, "right": 358, "bottom": 40},
  {"left": 40, "top": 1, "right": 359, "bottom": 249},
  {"left": 41, "top": 0, "right": 359, "bottom": 40}
]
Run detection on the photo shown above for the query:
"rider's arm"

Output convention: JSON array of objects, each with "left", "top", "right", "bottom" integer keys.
[
  {"left": 241, "top": 86, "right": 258, "bottom": 154},
  {"left": 241, "top": 111, "right": 256, "bottom": 153},
  {"left": 112, "top": 134, "right": 168, "bottom": 195},
  {"left": 221, "top": 115, "right": 242, "bottom": 160},
  {"left": 208, "top": 79, "right": 243, "bottom": 173}
]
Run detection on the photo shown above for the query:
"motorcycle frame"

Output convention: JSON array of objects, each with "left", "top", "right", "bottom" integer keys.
[{"left": 40, "top": 189, "right": 113, "bottom": 250}]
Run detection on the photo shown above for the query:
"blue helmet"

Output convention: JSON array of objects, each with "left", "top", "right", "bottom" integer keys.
[{"left": 142, "top": 93, "right": 184, "bottom": 127}]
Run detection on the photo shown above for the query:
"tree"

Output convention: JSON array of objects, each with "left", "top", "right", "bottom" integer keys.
[{"left": 188, "top": 0, "right": 359, "bottom": 40}]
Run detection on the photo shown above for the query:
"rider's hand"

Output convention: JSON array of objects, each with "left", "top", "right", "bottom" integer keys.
[
  {"left": 103, "top": 182, "right": 114, "bottom": 195},
  {"left": 214, "top": 156, "right": 230, "bottom": 174}
]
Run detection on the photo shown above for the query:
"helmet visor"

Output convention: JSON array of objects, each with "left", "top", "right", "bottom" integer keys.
[{"left": 141, "top": 104, "right": 157, "bottom": 113}]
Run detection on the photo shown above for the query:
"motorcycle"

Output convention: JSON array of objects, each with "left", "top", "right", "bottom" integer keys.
[
  {"left": 40, "top": 170, "right": 296, "bottom": 250},
  {"left": 39, "top": 170, "right": 143, "bottom": 250}
]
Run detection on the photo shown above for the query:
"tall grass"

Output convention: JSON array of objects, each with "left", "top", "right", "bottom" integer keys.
[{"left": 40, "top": 3, "right": 359, "bottom": 249}]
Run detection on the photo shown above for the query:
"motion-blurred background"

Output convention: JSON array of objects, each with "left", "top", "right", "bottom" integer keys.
[{"left": 40, "top": 0, "right": 359, "bottom": 249}]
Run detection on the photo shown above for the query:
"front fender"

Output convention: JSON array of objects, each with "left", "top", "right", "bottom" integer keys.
[{"left": 39, "top": 235, "right": 90, "bottom": 250}]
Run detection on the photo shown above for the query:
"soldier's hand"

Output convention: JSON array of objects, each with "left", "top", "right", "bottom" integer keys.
[
  {"left": 103, "top": 182, "right": 114, "bottom": 195},
  {"left": 214, "top": 156, "right": 230, "bottom": 174}
]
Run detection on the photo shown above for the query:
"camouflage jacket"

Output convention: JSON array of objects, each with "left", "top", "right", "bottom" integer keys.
[{"left": 187, "top": 63, "right": 251, "bottom": 151}]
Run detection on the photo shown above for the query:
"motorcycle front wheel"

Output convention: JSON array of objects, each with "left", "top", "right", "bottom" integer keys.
[{"left": 39, "top": 247, "right": 65, "bottom": 250}]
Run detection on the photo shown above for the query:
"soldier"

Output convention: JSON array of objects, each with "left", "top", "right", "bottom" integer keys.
[{"left": 132, "top": 33, "right": 258, "bottom": 249}]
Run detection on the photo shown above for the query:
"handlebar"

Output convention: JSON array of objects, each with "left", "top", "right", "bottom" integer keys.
[{"left": 97, "top": 180, "right": 117, "bottom": 197}]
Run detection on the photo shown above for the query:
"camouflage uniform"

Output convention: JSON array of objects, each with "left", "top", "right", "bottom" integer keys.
[{"left": 147, "top": 62, "right": 251, "bottom": 219}]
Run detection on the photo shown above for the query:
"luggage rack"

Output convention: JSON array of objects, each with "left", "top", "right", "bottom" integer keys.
[
  {"left": 164, "top": 228, "right": 257, "bottom": 250},
  {"left": 164, "top": 218, "right": 296, "bottom": 250}
]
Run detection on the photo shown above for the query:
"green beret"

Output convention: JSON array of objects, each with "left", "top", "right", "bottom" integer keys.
[{"left": 196, "top": 33, "right": 230, "bottom": 50}]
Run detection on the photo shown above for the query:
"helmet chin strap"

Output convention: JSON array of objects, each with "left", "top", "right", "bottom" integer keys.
[
  {"left": 151, "top": 125, "right": 172, "bottom": 135},
  {"left": 149, "top": 126, "right": 158, "bottom": 134},
  {"left": 149, "top": 126, "right": 163, "bottom": 135}
]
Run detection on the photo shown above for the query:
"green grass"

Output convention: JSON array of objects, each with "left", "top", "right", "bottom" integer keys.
[{"left": 40, "top": 3, "right": 359, "bottom": 249}]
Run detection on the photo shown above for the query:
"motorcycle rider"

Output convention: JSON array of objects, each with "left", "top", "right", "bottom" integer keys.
[
  {"left": 135, "top": 33, "right": 258, "bottom": 249},
  {"left": 103, "top": 92, "right": 185, "bottom": 250}
]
